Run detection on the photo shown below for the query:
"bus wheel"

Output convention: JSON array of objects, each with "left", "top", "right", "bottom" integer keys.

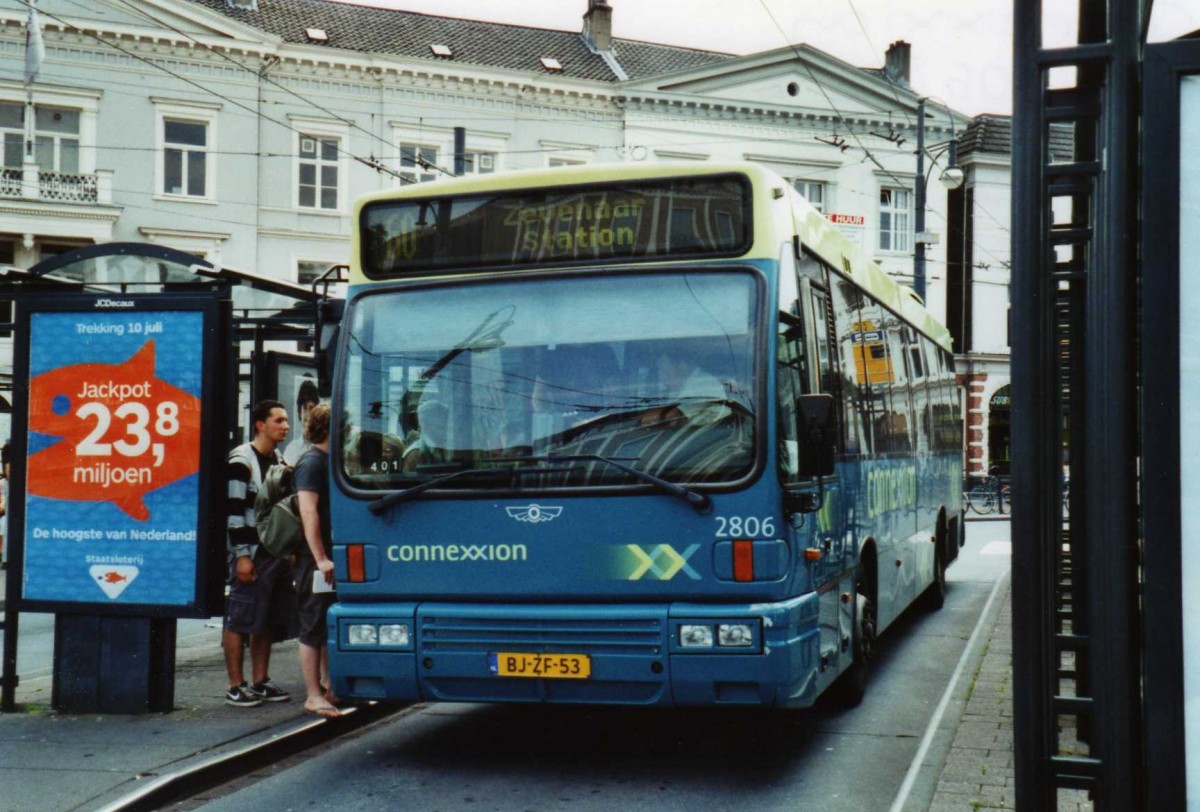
[
  {"left": 922, "top": 548, "right": 946, "bottom": 611},
  {"left": 836, "top": 580, "right": 875, "bottom": 707}
]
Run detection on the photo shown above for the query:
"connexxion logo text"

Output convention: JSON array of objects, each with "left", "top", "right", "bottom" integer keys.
[{"left": 387, "top": 543, "right": 528, "bottom": 563}]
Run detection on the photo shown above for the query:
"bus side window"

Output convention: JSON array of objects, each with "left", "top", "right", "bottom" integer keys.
[
  {"left": 887, "top": 324, "right": 916, "bottom": 453},
  {"left": 913, "top": 335, "right": 928, "bottom": 453},
  {"left": 809, "top": 289, "right": 835, "bottom": 396},
  {"left": 777, "top": 247, "right": 807, "bottom": 480},
  {"left": 856, "top": 299, "right": 897, "bottom": 452},
  {"left": 830, "top": 279, "right": 868, "bottom": 457}
]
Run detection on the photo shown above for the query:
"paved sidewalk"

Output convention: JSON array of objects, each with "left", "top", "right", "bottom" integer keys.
[
  {"left": 926, "top": 580, "right": 1092, "bottom": 812},
  {"left": 0, "top": 619, "right": 360, "bottom": 812},
  {"left": 926, "top": 579, "right": 1019, "bottom": 811}
]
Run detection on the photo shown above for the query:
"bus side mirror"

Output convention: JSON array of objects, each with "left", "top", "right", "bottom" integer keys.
[
  {"left": 797, "top": 394, "right": 836, "bottom": 478},
  {"left": 316, "top": 298, "right": 344, "bottom": 398}
]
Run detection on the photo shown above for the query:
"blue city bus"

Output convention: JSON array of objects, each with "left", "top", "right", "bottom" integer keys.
[{"left": 323, "top": 161, "right": 964, "bottom": 708}]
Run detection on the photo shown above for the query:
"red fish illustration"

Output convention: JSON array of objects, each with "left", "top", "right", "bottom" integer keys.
[
  {"left": 28, "top": 340, "right": 201, "bottom": 521},
  {"left": 103, "top": 571, "right": 128, "bottom": 584}
]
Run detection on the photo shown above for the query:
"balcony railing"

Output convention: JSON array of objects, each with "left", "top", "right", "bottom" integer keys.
[
  {"left": 40, "top": 170, "right": 98, "bottom": 202},
  {"left": 0, "top": 163, "right": 112, "bottom": 204},
  {"left": 0, "top": 167, "right": 21, "bottom": 197}
]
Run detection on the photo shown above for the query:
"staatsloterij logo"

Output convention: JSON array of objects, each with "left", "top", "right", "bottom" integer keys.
[
  {"left": 504, "top": 504, "right": 563, "bottom": 524},
  {"left": 90, "top": 565, "right": 139, "bottom": 599}
]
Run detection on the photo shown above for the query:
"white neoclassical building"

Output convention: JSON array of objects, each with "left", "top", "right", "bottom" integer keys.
[{"left": 0, "top": 0, "right": 985, "bottom": 442}]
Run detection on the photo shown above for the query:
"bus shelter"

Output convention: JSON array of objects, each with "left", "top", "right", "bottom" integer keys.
[{"left": 0, "top": 242, "right": 343, "bottom": 714}]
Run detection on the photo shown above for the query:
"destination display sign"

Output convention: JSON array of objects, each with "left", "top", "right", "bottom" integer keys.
[
  {"left": 360, "top": 175, "right": 751, "bottom": 276},
  {"left": 22, "top": 308, "right": 205, "bottom": 607}
]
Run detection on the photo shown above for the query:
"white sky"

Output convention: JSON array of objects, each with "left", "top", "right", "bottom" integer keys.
[{"left": 334, "top": 0, "right": 1200, "bottom": 116}]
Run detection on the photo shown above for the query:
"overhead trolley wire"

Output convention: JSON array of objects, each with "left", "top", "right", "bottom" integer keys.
[{"left": 10, "top": 0, "right": 412, "bottom": 181}]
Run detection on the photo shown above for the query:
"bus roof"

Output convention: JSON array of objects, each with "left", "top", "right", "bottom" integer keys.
[{"left": 351, "top": 160, "right": 953, "bottom": 352}]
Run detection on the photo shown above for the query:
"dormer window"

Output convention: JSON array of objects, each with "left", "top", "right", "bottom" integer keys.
[
  {"left": 430, "top": 44, "right": 453, "bottom": 58},
  {"left": 305, "top": 28, "right": 329, "bottom": 43},
  {"left": 540, "top": 57, "right": 563, "bottom": 72}
]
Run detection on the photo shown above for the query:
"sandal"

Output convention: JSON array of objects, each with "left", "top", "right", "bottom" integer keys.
[{"left": 304, "top": 698, "right": 342, "bottom": 719}]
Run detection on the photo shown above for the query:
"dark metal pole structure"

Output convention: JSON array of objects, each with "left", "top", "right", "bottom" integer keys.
[
  {"left": 1141, "top": 37, "right": 1199, "bottom": 811},
  {"left": 454, "top": 127, "right": 466, "bottom": 176},
  {"left": 1010, "top": 2, "right": 1057, "bottom": 805},
  {"left": 1011, "top": 0, "right": 1143, "bottom": 808},
  {"left": 914, "top": 97, "right": 926, "bottom": 302}
]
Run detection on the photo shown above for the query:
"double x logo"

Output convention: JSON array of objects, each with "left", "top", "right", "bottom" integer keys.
[{"left": 625, "top": 543, "right": 701, "bottom": 581}]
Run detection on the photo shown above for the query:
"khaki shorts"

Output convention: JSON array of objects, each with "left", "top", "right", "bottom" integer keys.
[{"left": 224, "top": 551, "right": 293, "bottom": 636}]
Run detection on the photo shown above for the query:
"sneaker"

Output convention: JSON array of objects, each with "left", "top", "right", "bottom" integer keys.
[
  {"left": 225, "top": 683, "right": 263, "bottom": 708},
  {"left": 248, "top": 678, "right": 291, "bottom": 703}
]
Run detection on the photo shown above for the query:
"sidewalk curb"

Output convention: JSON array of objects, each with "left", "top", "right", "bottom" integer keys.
[{"left": 93, "top": 699, "right": 412, "bottom": 812}]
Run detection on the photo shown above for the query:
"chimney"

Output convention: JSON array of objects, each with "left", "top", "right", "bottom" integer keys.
[
  {"left": 583, "top": 0, "right": 613, "bottom": 52},
  {"left": 884, "top": 40, "right": 911, "bottom": 85}
]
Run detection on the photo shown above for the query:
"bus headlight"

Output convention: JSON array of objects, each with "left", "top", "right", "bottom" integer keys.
[
  {"left": 346, "top": 622, "right": 412, "bottom": 648},
  {"left": 680, "top": 624, "right": 714, "bottom": 648},
  {"left": 717, "top": 623, "right": 754, "bottom": 647},
  {"left": 378, "top": 624, "right": 410, "bottom": 647},
  {"left": 348, "top": 624, "right": 378, "bottom": 646}
]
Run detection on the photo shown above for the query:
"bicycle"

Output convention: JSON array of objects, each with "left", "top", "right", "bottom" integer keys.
[{"left": 965, "top": 475, "right": 1010, "bottom": 515}]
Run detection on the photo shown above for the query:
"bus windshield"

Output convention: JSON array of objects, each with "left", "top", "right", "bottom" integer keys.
[{"left": 340, "top": 270, "right": 758, "bottom": 491}]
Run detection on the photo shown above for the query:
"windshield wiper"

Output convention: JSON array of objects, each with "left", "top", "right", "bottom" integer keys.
[
  {"left": 368, "top": 454, "right": 714, "bottom": 516},
  {"left": 510, "top": 453, "right": 713, "bottom": 515}
]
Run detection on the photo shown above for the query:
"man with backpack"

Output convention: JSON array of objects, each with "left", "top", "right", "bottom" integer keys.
[{"left": 223, "top": 400, "right": 294, "bottom": 708}]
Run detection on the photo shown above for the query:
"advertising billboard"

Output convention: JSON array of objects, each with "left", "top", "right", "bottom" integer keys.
[{"left": 13, "top": 295, "right": 220, "bottom": 614}]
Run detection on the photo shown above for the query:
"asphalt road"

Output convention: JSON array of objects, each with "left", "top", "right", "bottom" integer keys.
[{"left": 188, "top": 520, "right": 1012, "bottom": 812}]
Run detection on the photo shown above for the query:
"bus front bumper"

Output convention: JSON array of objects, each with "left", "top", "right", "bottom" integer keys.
[{"left": 327, "top": 594, "right": 824, "bottom": 708}]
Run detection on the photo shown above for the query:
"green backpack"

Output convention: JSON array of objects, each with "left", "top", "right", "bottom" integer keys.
[{"left": 254, "top": 461, "right": 305, "bottom": 557}]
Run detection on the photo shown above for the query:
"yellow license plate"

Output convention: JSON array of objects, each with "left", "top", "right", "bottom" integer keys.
[{"left": 489, "top": 652, "right": 591, "bottom": 679}]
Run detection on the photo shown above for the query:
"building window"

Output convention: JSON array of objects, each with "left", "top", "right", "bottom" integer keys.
[
  {"left": 34, "top": 106, "right": 80, "bottom": 174},
  {"left": 791, "top": 179, "right": 824, "bottom": 212},
  {"left": 163, "top": 118, "right": 209, "bottom": 197},
  {"left": 298, "top": 259, "right": 332, "bottom": 287},
  {"left": 461, "top": 149, "right": 495, "bottom": 175},
  {"left": 0, "top": 102, "right": 22, "bottom": 169},
  {"left": 399, "top": 143, "right": 439, "bottom": 184},
  {"left": 879, "top": 187, "right": 912, "bottom": 252},
  {"left": 548, "top": 157, "right": 586, "bottom": 168},
  {"left": 0, "top": 103, "right": 80, "bottom": 173},
  {"left": 298, "top": 133, "right": 339, "bottom": 210}
]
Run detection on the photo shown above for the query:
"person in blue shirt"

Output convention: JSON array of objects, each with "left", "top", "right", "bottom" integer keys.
[{"left": 293, "top": 402, "right": 340, "bottom": 717}]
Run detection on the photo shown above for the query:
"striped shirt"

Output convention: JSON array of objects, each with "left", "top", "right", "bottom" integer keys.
[{"left": 226, "top": 442, "right": 280, "bottom": 559}]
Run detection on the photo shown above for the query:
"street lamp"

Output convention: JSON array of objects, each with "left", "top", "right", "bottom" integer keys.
[{"left": 913, "top": 97, "right": 964, "bottom": 303}]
